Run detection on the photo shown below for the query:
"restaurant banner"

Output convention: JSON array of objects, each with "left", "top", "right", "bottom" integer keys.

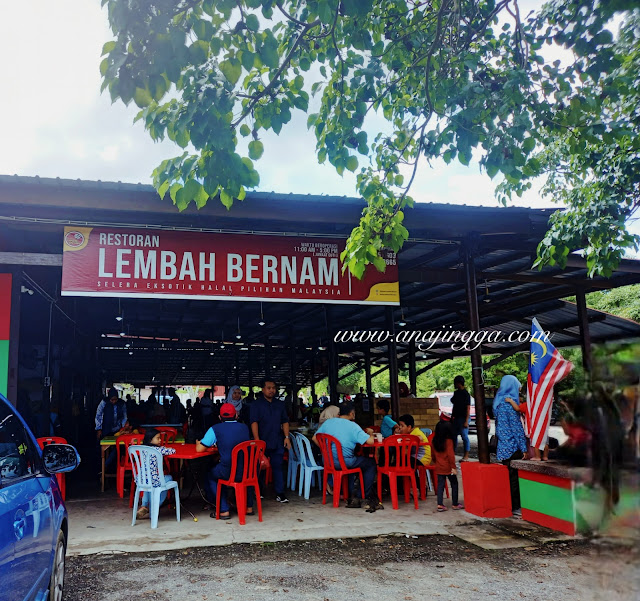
[{"left": 61, "top": 226, "right": 399, "bottom": 305}]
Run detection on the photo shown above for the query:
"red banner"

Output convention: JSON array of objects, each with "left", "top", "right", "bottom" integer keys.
[{"left": 61, "top": 227, "right": 399, "bottom": 305}]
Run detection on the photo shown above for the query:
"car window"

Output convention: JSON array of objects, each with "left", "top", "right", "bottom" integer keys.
[
  {"left": 438, "top": 394, "right": 453, "bottom": 407},
  {"left": 0, "top": 402, "right": 38, "bottom": 484}
]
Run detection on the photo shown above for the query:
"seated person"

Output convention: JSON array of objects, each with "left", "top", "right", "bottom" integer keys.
[
  {"left": 312, "top": 402, "right": 382, "bottom": 511},
  {"left": 135, "top": 428, "right": 177, "bottom": 520},
  {"left": 319, "top": 403, "right": 340, "bottom": 426},
  {"left": 376, "top": 399, "right": 397, "bottom": 438},
  {"left": 196, "top": 402, "right": 254, "bottom": 520},
  {"left": 396, "top": 414, "right": 432, "bottom": 467}
]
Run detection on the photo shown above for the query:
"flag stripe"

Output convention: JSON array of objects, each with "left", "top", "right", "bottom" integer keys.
[{"left": 527, "top": 319, "right": 574, "bottom": 451}]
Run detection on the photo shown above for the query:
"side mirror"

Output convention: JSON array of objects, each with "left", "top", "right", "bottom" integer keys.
[{"left": 41, "top": 444, "right": 81, "bottom": 474}]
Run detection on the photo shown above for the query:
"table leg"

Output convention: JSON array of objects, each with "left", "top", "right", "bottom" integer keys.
[{"left": 101, "top": 445, "right": 107, "bottom": 493}]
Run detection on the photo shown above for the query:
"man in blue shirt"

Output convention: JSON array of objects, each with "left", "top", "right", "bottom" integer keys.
[
  {"left": 196, "top": 402, "right": 253, "bottom": 519},
  {"left": 250, "top": 378, "right": 291, "bottom": 503},
  {"left": 313, "top": 402, "right": 382, "bottom": 511}
]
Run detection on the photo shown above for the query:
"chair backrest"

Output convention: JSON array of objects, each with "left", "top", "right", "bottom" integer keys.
[
  {"left": 382, "top": 434, "right": 420, "bottom": 469},
  {"left": 229, "top": 440, "right": 266, "bottom": 483},
  {"left": 288, "top": 432, "right": 301, "bottom": 462},
  {"left": 116, "top": 433, "right": 145, "bottom": 467},
  {"left": 155, "top": 426, "right": 178, "bottom": 435},
  {"left": 295, "top": 433, "right": 321, "bottom": 468},
  {"left": 36, "top": 436, "right": 67, "bottom": 450},
  {"left": 128, "top": 445, "right": 168, "bottom": 488},
  {"left": 158, "top": 430, "right": 177, "bottom": 444},
  {"left": 316, "top": 433, "right": 348, "bottom": 471}
]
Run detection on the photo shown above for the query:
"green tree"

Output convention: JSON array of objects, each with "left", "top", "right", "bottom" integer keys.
[{"left": 101, "top": 0, "right": 639, "bottom": 276}]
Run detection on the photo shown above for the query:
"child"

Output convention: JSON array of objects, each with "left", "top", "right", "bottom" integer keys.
[
  {"left": 376, "top": 399, "right": 397, "bottom": 438},
  {"left": 432, "top": 419, "right": 463, "bottom": 512},
  {"left": 136, "top": 428, "right": 177, "bottom": 520}
]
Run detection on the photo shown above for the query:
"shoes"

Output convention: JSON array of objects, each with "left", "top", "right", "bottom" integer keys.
[
  {"left": 452, "top": 504, "right": 465, "bottom": 510},
  {"left": 512, "top": 508, "right": 522, "bottom": 518},
  {"left": 136, "top": 506, "right": 150, "bottom": 520},
  {"left": 346, "top": 497, "right": 362, "bottom": 508},
  {"left": 275, "top": 494, "right": 289, "bottom": 503},
  {"left": 437, "top": 505, "right": 447, "bottom": 512},
  {"left": 212, "top": 511, "right": 231, "bottom": 520},
  {"left": 364, "top": 497, "right": 384, "bottom": 513}
]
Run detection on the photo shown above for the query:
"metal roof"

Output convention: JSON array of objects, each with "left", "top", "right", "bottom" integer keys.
[{"left": 1, "top": 174, "right": 639, "bottom": 387}]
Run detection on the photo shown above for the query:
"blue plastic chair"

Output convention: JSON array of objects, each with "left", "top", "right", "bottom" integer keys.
[
  {"left": 294, "top": 433, "right": 324, "bottom": 499},
  {"left": 129, "top": 445, "right": 180, "bottom": 529},
  {"left": 287, "top": 432, "right": 302, "bottom": 491}
]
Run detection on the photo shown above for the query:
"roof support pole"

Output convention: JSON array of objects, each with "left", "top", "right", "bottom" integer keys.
[
  {"left": 326, "top": 306, "right": 339, "bottom": 404},
  {"left": 264, "top": 339, "right": 270, "bottom": 381},
  {"left": 364, "top": 348, "right": 372, "bottom": 398},
  {"left": 409, "top": 341, "right": 417, "bottom": 396},
  {"left": 248, "top": 345, "right": 253, "bottom": 390},
  {"left": 463, "top": 238, "right": 490, "bottom": 464},
  {"left": 310, "top": 348, "right": 317, "bottom": 403},
  {"left": 290, "top": 328, "right": 298, "bottom": 421},
  {"left": 575, "top": 288, "right": 593, "bottom": 374},
  {"left": 386, "top": 306, "right": 400, "bottom": 420}
]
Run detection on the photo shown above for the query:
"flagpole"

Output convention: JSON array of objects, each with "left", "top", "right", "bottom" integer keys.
[{"left": 463, "top": 237, "right": 490, "bottom": 464}]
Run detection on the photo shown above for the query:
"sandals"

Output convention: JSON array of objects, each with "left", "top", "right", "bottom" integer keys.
[
  {"left": 346, "top": 498, "right": 362, "bottom": 508},
  {"left": 364, "top": 498, "right": 384, "bottom": 513},
  {"left": 437, "top": 505, "right": 447, "bottom": 512},
  {"left": 211, "top": 511, "right": 231, "bottom": 520},
  {"left": 452, "top": 504, "right": 465, "bottom": 510}
]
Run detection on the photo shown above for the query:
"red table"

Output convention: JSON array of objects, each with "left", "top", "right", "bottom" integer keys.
[{"left": 166, "top": 443, "right": 217, "bottom": 491}]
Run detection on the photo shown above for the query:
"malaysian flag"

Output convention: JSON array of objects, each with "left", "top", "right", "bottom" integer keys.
[{"left": 526, "top": 318, "right": 574, "bottom": 450}]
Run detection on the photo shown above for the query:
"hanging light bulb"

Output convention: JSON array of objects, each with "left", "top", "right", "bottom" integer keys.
[
  {"left": 483, "top": 279, "right": 491, "bottom": 303},
  {"left": 398, "top": 308, "right": 407, "bottom": 327},
  {"left": 115, "top": 299, "right": 123, "bottom": 321},
  {"left": 258, "top": 302, "right": 265, "bottom": 326},
  {"left": 235, "top": 316, "right": 242, "bottom": 339}
]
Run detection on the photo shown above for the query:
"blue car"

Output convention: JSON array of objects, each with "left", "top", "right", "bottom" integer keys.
[{"left": 0, "top": 393, "right": 80, "bottom": 601}]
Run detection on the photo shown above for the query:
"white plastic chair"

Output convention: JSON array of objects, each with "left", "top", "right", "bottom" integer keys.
[
  {"left": 287, "top": 432, "right": 302, "bottom": 491},
  {"left": 294, "top": 433, "right": 324, "bottom": 499},
  {"left": 129, "top": 445, "right": 180, "bottom": 529}
]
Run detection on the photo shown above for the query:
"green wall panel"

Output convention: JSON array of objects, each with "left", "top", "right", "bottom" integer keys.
[{"left": 519, "top": 478, "right": 575, "bottom": 523}]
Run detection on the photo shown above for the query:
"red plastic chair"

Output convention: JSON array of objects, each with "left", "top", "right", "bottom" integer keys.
[
  {"left": 155, "top": 427, "right": 178, "bottom": 440},
  {"left": 377, "top": 435, "right": 420, "bottom": 510},
  {"left": 316, "top": 434, "right": 365, "bottom": 508},
  {"left": 260, "top": 455, "right": 272, "bottom": 486},
  {"left": 115, "top": 433, "right": 144, "bottom": 498},
  {"left": 37, "top": 437, "right": 68, "bottom": 500},
  {"left": 215, "top": 440, "right": 266, "bottom": 525},
  {"left": 370, "top": 426, "right": 381, "bottom": 433}
]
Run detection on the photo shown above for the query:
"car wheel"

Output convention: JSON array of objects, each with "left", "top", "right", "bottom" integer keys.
[{"left": 49, "top": 530, "right": 66, "bottom": 601}]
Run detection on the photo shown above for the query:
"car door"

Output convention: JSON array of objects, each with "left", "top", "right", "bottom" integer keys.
[{"left": 0, "top": 401, "right": 53, "bottom": 601}]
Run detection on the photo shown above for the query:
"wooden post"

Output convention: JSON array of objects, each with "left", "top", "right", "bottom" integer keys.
[
  {"left": 409, "top": 340, "right": 417, "bottom": 396},
  {"left": 575, "top": 288, "right": 592, "bottom": 374},
  {"left": 310, "top": 348, "right": 317, "bottom": 403},
  {"left": 386, "top": 306, "right": 400, "bottom": 420},
  {"left": 364, "top": 347, "right": 372, "bottom": 397},
  {"left": 463, "top": 238, "right": 490, "bottom": 464},
  {"left": 326, "top": 307, "right": 339, "bottom": 404},
  {"left": 290, "top": 328, "right": 298, "bottom": 420}
]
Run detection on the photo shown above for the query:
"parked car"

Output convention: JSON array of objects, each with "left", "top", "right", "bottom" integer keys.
[
  {"left": 434, "top": 391, "right": 490, "bottom": 433},
  {"left": 0, "top": 392, "right": 80, "bottom": 601}
]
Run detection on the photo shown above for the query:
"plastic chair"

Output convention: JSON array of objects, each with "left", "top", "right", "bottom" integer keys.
[
  {"left": 215, "top": 440, "right": 265, "bottom": 525},
  {"left": 129, "top": 445, "right": 180, "bottom": 529},
  {"left": 377, "top": 435, "right": 420, "bottom": 510},
  {"left": 115, "top": 433, "right": 144, "bottom": 498},
  {"left": 37, "top": 437, "right": 68, "bottom": 500},
  {"left": 260, "top": 454, "right": 273, "bottom": 486},
  {"left": 287, "top": 433, "right": 302, "bottom": 491},
  {"left": 155, "top": 426, "right": 178, "bottom": 440},
  {"left": 294, "top": 433, "right": 324, "bottom": 499},
  {"left": 316, "top": 434, "right": 364, "bottom": 508}
]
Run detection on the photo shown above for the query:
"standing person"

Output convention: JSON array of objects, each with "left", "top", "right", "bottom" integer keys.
[
  {"left": 312, "top": 402, "right": 382, "bottom": 511},
  {"left": 200, "top": 388, "right": 214, "bottom": 432},
  {"left": 135, "top": 428, "right": 177, "bottom": 520},
  {"left": 95, "top": 387, "right": 128, "bottom": 440},
  {"left": 451, "top": 376, "right": 471, "bottom": 462},
  {"left": 144, "top": 388, "right": 158, "bottom": 422},
  {"left": 250, "top": 378, "right": 291, "bottom": 503},
  {"left": 432, "top": 419, "right": 463, "bottom": 512},
  {"left": 166, "top": 387, "right": 186, "bottom": 424},
  {"left": 493, "top": 375, "right": 528, "bottom": 516},
  {"left": 196, "top": 403, "right": 254, "bottom": 520},
  {"left": 226, "top": 385, "right": 244, "bottom": 420},
  {"left": 376, "top": 399, "right": 397, "bottom": 438}
]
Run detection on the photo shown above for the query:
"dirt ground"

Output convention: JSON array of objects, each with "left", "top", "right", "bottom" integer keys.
[{"left": 65, "top": 534, "right": 639, "bottom": 601}]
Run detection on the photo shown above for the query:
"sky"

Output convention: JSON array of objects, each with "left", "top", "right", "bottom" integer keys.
[{"left": 0, "top": 1, "right": 637, "bottom": 245}]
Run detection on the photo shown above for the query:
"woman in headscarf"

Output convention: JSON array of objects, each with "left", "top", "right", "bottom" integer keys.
[
  {"left": 226, "top": 385, "right": 244, "bottom": 420},
  {"left": 493, "top": 375, "right": 528, "bottom": 515}
]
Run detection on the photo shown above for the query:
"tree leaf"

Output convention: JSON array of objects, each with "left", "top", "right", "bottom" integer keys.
[
  {"left": 248, "top": 140, "right": 264, "bottom": 160},
  {"left": 219, "top": 58, "right": 242, "bottom": 85}
]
